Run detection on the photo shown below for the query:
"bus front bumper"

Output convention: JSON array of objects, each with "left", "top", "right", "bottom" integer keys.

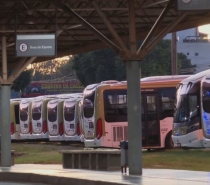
[
  {"left": 202, "top": 137, "right": 210, "bottom": 148},
  {"left": 64, "top": 134, "right": 82, "bottom": 142},
  {"left": 11, "top": 133, "right": 21, "bottom": 140},
  {"left": 49, "top": 135, "right": 64, "bottom": 141},
  {"left": 172, "top": 129, "right": 203, "bottom": 148},
  {"left": 20, "top": 133, "right": 34, "bottom": 140},
  {"left": 84, "top": 138, "right": 102, "bottom": 148},
  {"left": 32, "top": 132, "right": 49, "bottom": 139}
]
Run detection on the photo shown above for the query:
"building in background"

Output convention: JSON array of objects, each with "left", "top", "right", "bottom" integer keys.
[
  {"left": 164, "top": 27, "right": 210, "bottom": 73},
  {"left": 21, "top": 81, "right": 84, "bottom": 98}
]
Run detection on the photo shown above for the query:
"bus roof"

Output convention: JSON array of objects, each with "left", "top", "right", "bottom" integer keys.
[
  {"left": 140, "top": 75, "right": 190, "bottom": 82},
  {"left": 180, "top": 69, "right": 210, "bottom": 84},
  {"left": 114, "top": 75, "right": 191, "bottom": 89},
  {"left": 83, "top": 80, "right": 120, "bottom": 97}
]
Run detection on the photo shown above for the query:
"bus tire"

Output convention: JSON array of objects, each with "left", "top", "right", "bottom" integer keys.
[{"left": 165, "top": 131, "right": 174, "bottom": 149}]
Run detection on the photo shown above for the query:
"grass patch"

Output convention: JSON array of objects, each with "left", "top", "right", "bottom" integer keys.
[
  {"left": 11, "top": 143, "right": 210, "bottom": 171},
  {"left": 12, "top": 143, "right": 62, "bottom": 164},
  {"left": 143, "top": 149, "right": 210, "bottom": 171}
]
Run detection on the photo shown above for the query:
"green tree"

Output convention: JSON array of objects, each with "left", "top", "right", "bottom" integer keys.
[
  {"left": 31, "top": 56, "right": 72, "bottom": 81},
  {"left": 11, "top": 69, "right": 33, "bottom": 93},
  {"left": 141, "top": 40, "right": 172, "bottom": 77},
  {"left": 178, "top": 53, "right": 196, "bottom": 74},
  {"left": 71, "top": 40, "right": 179, "bottom": 85},
  {"left": 71, "top": 49, "right": 117, "bottom": 86},
  {"left": 115, "top": 56, "right": 126, "bottom": 81},
  {"left": 71, "top": 40, "right": 194, "bottom": 86}
]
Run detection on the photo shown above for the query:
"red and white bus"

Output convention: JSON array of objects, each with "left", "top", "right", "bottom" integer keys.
[
  {"left": 10, "top": 98, "right": 21, "bottom": 140},
  {"left": 80, "top": 75, "right": 190, "bottom": 149},
  {"left": 47, "top": 93, "right": 83, "bottom": 141},
  {"left": 63, "top": 95, "right": 83, "bottom": 141}
]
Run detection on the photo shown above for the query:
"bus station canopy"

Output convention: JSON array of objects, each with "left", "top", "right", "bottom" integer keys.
[
  {"left": 1, "top": 0, "right": 210, "bottom": 175},
  {"left": 1, "top": 0, "right": 210, "bottom": 69}
]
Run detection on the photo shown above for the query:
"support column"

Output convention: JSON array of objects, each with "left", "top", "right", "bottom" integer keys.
[
  {"left": 126, "top": 61, "right": 142, "bottom": 175},
  {"left": 1, "top": 36, "right": 11, "bottom": 167},
  {"left": 1, "top": 85, "right": 11, "bottom": 167},
  {"left": 171, "top": 32, "right": 177, "bottom": 75},
  {"left": 127, "top": 0, "right": 142, "bottom": 175}
]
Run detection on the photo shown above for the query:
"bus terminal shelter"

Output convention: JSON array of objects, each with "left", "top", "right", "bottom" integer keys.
[{"left": 0, "top": 0, "right": 210, "bottom": 176}]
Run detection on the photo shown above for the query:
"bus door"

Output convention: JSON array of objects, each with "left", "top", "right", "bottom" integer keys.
[{"left": 142, "top": 93, "right": 160, "bottom": 147}]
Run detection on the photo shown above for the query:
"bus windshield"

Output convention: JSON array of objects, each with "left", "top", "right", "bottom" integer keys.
[
  {"left": 20, "top": 107, "right": 28, "bottom": 121},
  {"left": 48, "top": 106, "right": 57, "bottom": 122},
  {"left": 64, "top": 103, "right": 75, "bottom": 121},
  {"left": 174, "top": 95, "right": 198, "bottom": 123},
  {"left": 32, "top": 105, "right": 42, "bottom": 120},
  {"left": 203, "top": 91, "right": 210, "bottom": 113},
  {"left": 83, "top": 92, "right": 95, "bottom": 118}
]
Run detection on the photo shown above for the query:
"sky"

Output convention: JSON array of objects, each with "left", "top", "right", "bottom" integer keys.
[{"left": 198, "top": 24, "right": 210, "bottom": 37}]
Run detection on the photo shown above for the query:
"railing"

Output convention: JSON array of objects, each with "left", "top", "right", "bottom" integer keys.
[{"left": 183, "top": 36, "right": 210, "bottom": 43}]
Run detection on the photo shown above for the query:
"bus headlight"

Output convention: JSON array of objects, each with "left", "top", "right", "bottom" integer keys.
[{"left": 173, "top": 126, "right": 188, "bottom": 136}]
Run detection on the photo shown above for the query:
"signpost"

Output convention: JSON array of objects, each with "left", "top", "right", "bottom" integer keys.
[
  {"left": 177, "top": 0, "right": 210, "bottom": 10},
  {"left": 16, "top": 34, "right": 56, "bottom": 57}
]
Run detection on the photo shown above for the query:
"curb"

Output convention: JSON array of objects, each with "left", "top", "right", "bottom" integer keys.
[{"left": 0, "top": 172, "right": 124, "bottom": 185}]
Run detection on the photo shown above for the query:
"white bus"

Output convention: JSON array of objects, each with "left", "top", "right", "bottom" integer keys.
[
  {"left": 47, "top": 93, "right": 82, "bottom": 141},
  {"left": 79, "top": 81, "right": 119, "bottom": 141},
  {"left": 172, "top": 69, "right": 210, "bottom": 148},
  {"left": 81, "top": 76, "right": 189, "bottom": 149},
  {"left": 19, "top": 98, "right": 33, "bottom": 139},
  {"left": 10, "top": 98, "right": 21, "bottom": 140},
  {"left": 63, "top": 95, "right": 83, "bottom": 141},
  {"left": 31, "top": 95, "right": 58, "bottom": 139}
]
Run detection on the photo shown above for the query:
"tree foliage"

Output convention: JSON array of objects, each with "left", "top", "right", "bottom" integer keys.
[
  {"left": 178, "top": 52, "right": 195, "bottom": 69},
  {"left": 28, "top": 40, "right": 193, "bottom": 87},
  {"left": 71, "top": 40, "right": 193, "bottom": 86},
  {"left": 32, "top": 56, "right": 74, "bottom": 81},
  {"left": 12, "top": 69, "right": 33, "bottom": 92},
  {"left": 71, "top": 49, "right": 117, "bottom": 86}
]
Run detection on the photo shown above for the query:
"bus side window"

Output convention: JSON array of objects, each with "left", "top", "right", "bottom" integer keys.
[
  {"left": 118, "top": 95, "right": 127, "bottom": 115},
  {"left": 147, "top": 96, "right": 156, "bottom": 113}
]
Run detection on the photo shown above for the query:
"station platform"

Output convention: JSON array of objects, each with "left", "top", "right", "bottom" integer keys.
[{"left": 0, "top": 164, "right": 209, "bottom": 185}]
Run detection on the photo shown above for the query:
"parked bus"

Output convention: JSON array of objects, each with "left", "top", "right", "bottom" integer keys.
[
  {"left": 79, "top": 81, "right": 119, "bottom": 139},
  {"left": 10, "top": 98, "right": 21, "bottom": 140},
  {"left": 63, "top": 95, "right": 83, "bottom": 141},
  {"left": 31, "top": 95, "right": 58, "bottom": 139},
  {"left": 47, "top": 93, "right": 82, "bottom": 141},
  {"left": 81, "top": 75, "right": 190, "bottom": 149},
  {"left": 172, "top": 69, "right": 210, "bottom": 148},
  {"left": 19, "top": 98, "right": 33, "bottom": 139}
]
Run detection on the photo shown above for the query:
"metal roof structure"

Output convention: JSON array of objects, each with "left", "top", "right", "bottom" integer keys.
[
  {"left": 1, "top": 0, "right": 210, "bottom": 175},
  {"left": 0, "top": 0, "right": 210, "bottom": 69}
]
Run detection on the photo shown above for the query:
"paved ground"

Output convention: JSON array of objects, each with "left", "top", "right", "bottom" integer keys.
[
  {"left": 0, "top": 183, "right": 47, "bottom": 185},
  {"left": 0, "top": 164, "right": 210, "bottom": 185}
]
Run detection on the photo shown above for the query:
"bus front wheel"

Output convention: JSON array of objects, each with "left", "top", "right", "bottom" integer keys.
[{"left": 165, "top": 131, "right": 174, "bottom": 149}]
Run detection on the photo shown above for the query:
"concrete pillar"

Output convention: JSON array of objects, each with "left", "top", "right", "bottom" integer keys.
[
  {"left": 1, "top": 35, "right": 11, "bottom": 167},
  {"left": 0, "top": 89, "right": 1, "bottom": 150},
  {"left": 126, "top": 61, "right": 142, "bottom": 175},
  {"left": 1, "top": 85, "right": 11, "bottom": 167}
]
